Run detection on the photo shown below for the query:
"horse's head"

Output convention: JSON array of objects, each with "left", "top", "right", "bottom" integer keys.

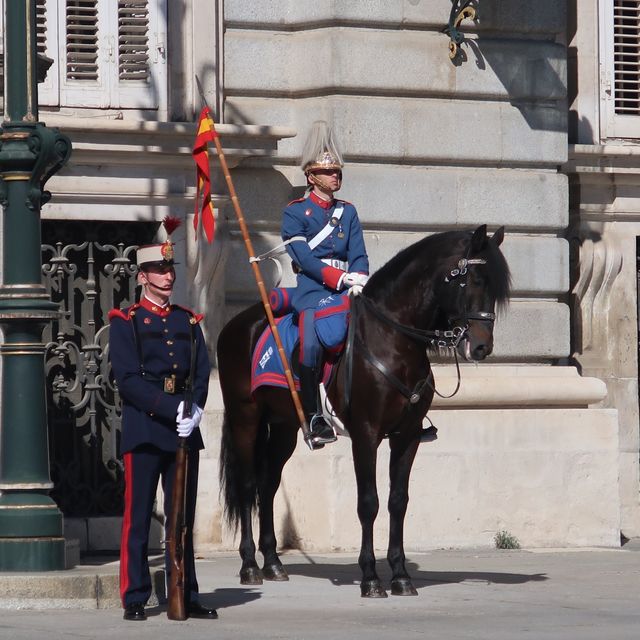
[{"left": 440, "top": 225, "right": 510, "bottom": 362}]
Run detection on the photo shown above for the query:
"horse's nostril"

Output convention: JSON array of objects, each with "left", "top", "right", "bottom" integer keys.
[{"left": 473, "top": 344, "right": 492, "bottom": 360}]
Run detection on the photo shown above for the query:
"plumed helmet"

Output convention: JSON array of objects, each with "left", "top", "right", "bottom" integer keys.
[
  {"left": 300, "top": 120, "right": 344, "bottom": 175},
  {"left": 136, "top": 216, "right": 182, "bottom": 268}
]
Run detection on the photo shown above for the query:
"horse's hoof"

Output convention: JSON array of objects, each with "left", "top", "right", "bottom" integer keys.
[
  {"left": 360, "top": 580, "right": 388, "bottom": 598},
  {"left": 263, "top": 563, "right": 289, "bottom": 581},
  {"left": 240, "top": 566, "right": 264, "bottom": 585},
  {"left": 391, "top": 578, "right": 418, "bottom": 596}
]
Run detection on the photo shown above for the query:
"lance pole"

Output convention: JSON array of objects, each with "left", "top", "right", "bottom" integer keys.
[{"left": 195, "top": 78, "right": 314, "bottom": 448}]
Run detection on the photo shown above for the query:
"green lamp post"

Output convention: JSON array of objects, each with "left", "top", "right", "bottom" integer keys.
[{"left": 0, "top": 0, "right": 71, "bottom": 570}]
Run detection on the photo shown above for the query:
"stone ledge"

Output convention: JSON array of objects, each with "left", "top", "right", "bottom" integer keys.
[
  {"left": 0, "top": 557, "right": 165, "bottom": 610},
  {"left": 431, "top": 365, "right": 607, "bottom": 408},
  {"left": 41, "top": 116, "right": 296, "bottom": 170}
]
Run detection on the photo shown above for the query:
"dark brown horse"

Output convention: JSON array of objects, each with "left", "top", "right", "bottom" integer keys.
[{"left": 217, "top": 225, "right": 510, "bottom": 598}]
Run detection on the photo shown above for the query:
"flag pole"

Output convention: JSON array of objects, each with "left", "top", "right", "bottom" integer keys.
[{"left": 194, "top": 77, "right": 315, "bottom": 449}]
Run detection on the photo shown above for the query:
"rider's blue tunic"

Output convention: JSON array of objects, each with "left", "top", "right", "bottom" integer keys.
[{"left": 281, "top": 191, "right": 369, "bottom": 365}]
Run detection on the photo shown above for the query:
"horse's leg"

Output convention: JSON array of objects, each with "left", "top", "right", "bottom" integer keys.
[
  {"left": 352, "top": 437, "right": 387, "bottom": 598},
  {"left": 229, "top": 405, "right": 264, "bottom": 586},
  {"left": 387, "top": 430, "right": 421, "bottom": 596},
  {"left": 257, "top": 420, "right": 298, "bottom": 581}
]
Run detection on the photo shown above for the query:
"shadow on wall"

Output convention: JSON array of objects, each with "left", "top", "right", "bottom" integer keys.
[
  {"left": 454, "top": 33, "right": 567, "bottom": 133},
  {"left": 221, "top": 166, "right": 304, "bottom": 313}
]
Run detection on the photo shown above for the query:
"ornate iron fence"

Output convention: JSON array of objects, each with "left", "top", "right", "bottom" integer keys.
[{"left": 41, "top": 221, "right": 157, "bottom": 517}]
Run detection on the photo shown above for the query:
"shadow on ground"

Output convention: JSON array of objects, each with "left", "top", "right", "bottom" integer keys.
[{"left": 276, "top": 558, "right": 548, "bottom": 590}]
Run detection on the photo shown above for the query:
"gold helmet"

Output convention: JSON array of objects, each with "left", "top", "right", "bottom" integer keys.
[{"left": 300, "top": 120, "right": 344, "bottom": 175}]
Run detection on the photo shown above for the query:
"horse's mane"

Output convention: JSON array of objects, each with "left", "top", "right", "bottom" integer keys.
[{"left": 366, "top": 229, "right": 511, "bottom": 309}]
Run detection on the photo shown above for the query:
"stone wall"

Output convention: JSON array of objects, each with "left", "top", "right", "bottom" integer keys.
[
  {"left": 566, "top": 0, "right": 640, "bottom": 538},
  {"left": 188, "top": 0, "right": 625, "bottom": 553},
  {"left": 12, "top": 1, "right": 628, "bottom": 555},
  {"left": 221, "top": 0, "right": 570, "bottom": 363}
]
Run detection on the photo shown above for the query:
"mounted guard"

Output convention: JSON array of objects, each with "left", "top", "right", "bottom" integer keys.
[{"left": 280, "top": 121, "right": 369, "bottom": 449}]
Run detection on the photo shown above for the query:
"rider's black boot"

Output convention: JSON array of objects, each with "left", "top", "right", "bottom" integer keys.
[{"left": 299, "top": 364, "right": 337, "bottom": 449}]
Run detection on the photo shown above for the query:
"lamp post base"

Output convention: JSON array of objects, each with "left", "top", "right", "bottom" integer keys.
[
  {"left": 0, "top": 493, "right": 65, "bottom": 570},
  {"left": 0, "top": 537, "right": 65, "bottom": 571}
]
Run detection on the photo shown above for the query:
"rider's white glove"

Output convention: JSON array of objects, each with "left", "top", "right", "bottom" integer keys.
[
  {"left": 343, "top": 272, "right": 369, "bottom": 289},
  {"left": 348, "top": 284, "right": 364, "bottom": 297}
]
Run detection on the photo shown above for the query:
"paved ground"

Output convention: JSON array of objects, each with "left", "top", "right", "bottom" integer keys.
[{"left": 2, "top": 543, "right": 640, "bottom": 640}]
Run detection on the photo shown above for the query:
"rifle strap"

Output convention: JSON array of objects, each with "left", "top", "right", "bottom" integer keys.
[{"left": 186, "top": 317, "right": 197, "bottom": 395}]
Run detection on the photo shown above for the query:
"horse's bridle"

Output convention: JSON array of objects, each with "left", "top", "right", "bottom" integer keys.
[
  {"left": 445, "top": 257, "right": 496, "bottom": 332},
  {"left": 340, "top": 254, "right": 495, "bottom": 419}
]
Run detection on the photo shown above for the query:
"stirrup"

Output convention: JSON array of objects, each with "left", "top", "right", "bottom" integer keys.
[{"left": 304, "top": 415, "right": 337, "bottom": 450}]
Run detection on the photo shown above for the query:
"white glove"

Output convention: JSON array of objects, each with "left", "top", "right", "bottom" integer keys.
[
  {"left": 176, "top": 401, "right": 203, "bottom": 424},
  {"left": 342, "top": 272, "right": 369, "bottom": 289},
  {"left": 177, "top": 417, "right": 196, "bottom": 438},
  {"left": 176, "top": 402, "right": 204, "bottom": 438},
  {"left": 348, "top": 284, "right": 364, "bottom": 297}
]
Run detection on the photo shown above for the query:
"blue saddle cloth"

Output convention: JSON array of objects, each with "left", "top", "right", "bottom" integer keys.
[{"left": 250, "top": 292, "right": 350, "bottom": 393}]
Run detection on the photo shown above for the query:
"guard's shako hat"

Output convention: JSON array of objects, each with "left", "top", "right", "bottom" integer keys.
[
  {"left": 136, "top": 216, "right": 182, "bottom": 268},
  {"left": 300, "top": 120, "right": 344, "bottom": 176}
]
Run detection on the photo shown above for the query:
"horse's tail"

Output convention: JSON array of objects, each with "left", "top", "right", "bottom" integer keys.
[{"left": 219, "top": 409, "right": 267, "bottom": 532}]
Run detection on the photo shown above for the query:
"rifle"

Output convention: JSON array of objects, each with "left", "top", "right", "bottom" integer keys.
[
  {"left": 166, "top": 326, "right": 197, "bottom": 620},
  {"left": 166, "top": 435, "right": 189, "bottom": 620}
]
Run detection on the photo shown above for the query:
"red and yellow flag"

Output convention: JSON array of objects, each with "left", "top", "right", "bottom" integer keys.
[{"left": 192, "top": 106, "right": 218, "bottom": 243}]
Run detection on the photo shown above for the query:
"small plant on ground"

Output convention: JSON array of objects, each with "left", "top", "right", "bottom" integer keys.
[{"left": 494, "top": 530, "right": 520, "bottom": 549}]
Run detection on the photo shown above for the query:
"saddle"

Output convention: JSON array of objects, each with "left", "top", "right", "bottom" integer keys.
[{"left": 251, "top": 289, "right": 350, "bottom": 394}]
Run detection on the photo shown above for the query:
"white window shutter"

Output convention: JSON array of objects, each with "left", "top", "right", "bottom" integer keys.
[
  {"left": 37, "top": 0, "right": 60, "bottom": 107},
  {"left": 601, "top": 0, "right": 640, "bottom": 139},
  {"left": 59, "top": 0, "right": 110, "bottom": 107},
  {"left": 613, "top": 0, "right": 640, "bottom": 115},
  {"left": 111, "top": 0, "right": 166, "bottom": 109}
]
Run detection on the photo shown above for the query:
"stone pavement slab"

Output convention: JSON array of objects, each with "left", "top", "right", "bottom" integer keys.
[{"left": 1, "top": 545, "right": 640, "bottom": 640}]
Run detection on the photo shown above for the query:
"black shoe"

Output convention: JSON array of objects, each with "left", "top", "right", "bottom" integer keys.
[
  {"left": 309, "top": 414, "right": 337, "bottom": 446},
  {"left": 188, "top": 602, "right": 218, "bottom": 619},
  {"left": 123, "top": 602, "right": 147, "bottom": 621}
]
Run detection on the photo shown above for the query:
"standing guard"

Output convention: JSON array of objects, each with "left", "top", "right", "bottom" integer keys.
[
  {"left": 109, "top": 217, "right": 217, "bottom": 621},
  {"left": 281, "top": 121, "right": 370, "bottom": 449}
]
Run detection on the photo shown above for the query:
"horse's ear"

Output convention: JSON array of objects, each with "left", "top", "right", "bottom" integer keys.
[
  {"left": 492, "top": 226, "right": 505, "bottom": 247},
  {"left": 470, "top": 224, "right": 488, "bottom": 252}
]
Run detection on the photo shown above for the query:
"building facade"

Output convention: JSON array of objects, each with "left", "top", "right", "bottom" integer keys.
[{"left": 0, "top": 1, "right": 635, "bottom": 554}]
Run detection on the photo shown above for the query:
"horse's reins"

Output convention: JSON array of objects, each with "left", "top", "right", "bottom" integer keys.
[{"left": 340, "top": 256, "right": 495, "bottom": 419}]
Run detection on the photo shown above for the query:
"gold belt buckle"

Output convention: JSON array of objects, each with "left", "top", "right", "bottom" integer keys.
[{"left": 163, "top": 374, "right": 176, "bottom": 394}]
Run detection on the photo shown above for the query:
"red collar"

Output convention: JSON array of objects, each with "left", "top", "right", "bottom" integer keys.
[
  {"left": 140, "top": 296, "right": 171, "bottom": 316},
  {"left": 309, "top": 191, "right": 335, "bottom": 210}
]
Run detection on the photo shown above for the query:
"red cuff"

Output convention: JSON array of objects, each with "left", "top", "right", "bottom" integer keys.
[{"left": 321, "top": 266, "right": 345, "bottom": 290}]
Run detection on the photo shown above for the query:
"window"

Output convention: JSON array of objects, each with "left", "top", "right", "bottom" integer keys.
[
  {"left": 601, "top": 0, "right": 640, "bottom": 138},
  {"left": 36, "top": 0, "right": 167, "bottom": 110}
]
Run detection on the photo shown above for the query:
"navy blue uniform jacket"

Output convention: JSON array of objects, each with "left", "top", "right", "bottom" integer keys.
[
  {"left": 108, "top": 298, "right": 210, "bottom": 455},
  {"left": 281, "top": 191, "right": 369, "bottom": 311}
]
